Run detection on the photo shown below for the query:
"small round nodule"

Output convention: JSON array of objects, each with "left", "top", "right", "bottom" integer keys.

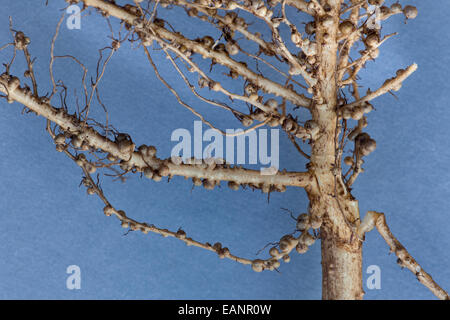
[
  {"left": 368, "top": 0, "right": 384, "bottom": 6},
  {"left": 275, "top": 184, "right": 286, "bottom": 193},
  {"left": 170, "top": 156, "right": 182, "bottom": 165},
  {"left": 265, "top": 99, "right": 278, "bottom": 111},
  {"left": 241, "top": 115, "right": 253, "bottom": 127},
  {"left": 71, "top": 136, "right": 83, "bottom": 149},
  {"left": 202, "top": 35, "right": 214, "bottom": 47},
  {"left": 225, "top": 41, "right": 239, "bottom": 56},
  {"left": 203, "top": 179, "right": 215, "bottom": 190},
  {"left": 368, "top": 48, "right": 380, "bottom": 59},
  {"left": 269, "top": 247, "right": 280, "bottom": 257},
  {"left": 268, "top": 118, "right": 280, "bottom": 127},
  {"left": 305, "top": 21, "right": 316, "bottom": 35},
  {"left": 297, "top": 213, "right": 310, "bottom": 223},
  {"left": 261, "top": 184, "right": 271, "bottom": 193},
  {"left": 107, "top": 153, "right": 117, "bottom": 162},
  {"left": 342, "top": 108, "right": 352, "bottom": 120},
  {"left": 176, "top": 229, "right": 186, "bottom": 239},
  {"left": 301, "top": 233, "right": 316, "bottom": 246},
  {"left": 147, "top": 145, "right": 157, "bottom": 158},
  {"left": 270, "top": 259, "right": 281, "bottom": 269},
  {"left": 290, "top": 31, "right": 301, "bottom": 44},
  {"left": 360, "top": 139, "right": 377, "bottom": 156},
  {"left": 192, "top": 177, "right": 202, "bottom": 186},
  {"left": 158, "top": 165, "right": 170, "bottom": 177},
  {"left": 87, "top": 164, "right": 97, "bottom": 174},
  {"left": 152, "top": 173, "right": 162, "bottom": 182},
  {"left": 310, "top": 216, "right": 323, "bottom": 229},
  {"left": 187, "top": 8, "right": 198, "bottom": 17},
  {"left": 351, "top": 106, "right": 364, "bottom": 120}
]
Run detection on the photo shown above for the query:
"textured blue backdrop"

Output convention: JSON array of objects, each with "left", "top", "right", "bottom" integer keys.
[{"left": 0, "top": 0, "right": 448, "bottom": 299}]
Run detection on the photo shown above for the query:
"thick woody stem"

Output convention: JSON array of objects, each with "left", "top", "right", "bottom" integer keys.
[
  {"left": 358, "top": 211, "right": 449, "bottom": 300},
  {"left": 0, "top": 74, "right": 312, "bottom": 189}
]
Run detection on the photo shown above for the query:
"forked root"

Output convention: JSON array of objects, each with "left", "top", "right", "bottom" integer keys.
[{"left": 358, "top": 211, "right": 449, "bottom": 300}]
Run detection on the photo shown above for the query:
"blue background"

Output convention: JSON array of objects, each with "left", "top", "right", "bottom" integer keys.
[{"left": 0, "top": 0, "right": 449, "bottom": 299}]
